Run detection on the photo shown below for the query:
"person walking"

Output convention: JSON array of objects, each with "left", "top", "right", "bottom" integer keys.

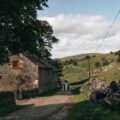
[{"left": 64, "top": 80, "right": 69, "bottom": 92}]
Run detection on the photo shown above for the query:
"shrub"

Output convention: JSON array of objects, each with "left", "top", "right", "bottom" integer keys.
[
  {"left": 0, "top": 91, "right": 16, "bottom": 106},
  {"left": 95, "top": 61, "right": 101, "bottom": 68},
  {"left": 101, "top": 58, "right": 110, "bottom": 66},
  {"left": 110, "top": 51, "right": 113, "bottom": 54},
  {"left": 117, "top": 56, "right": 120, "bottom": 63},
  {"left": 70, "top": 86, "right": 80, "bottom": 94},
  {"left": 110, "top": 81, "right": 119, "bottom": 92}
]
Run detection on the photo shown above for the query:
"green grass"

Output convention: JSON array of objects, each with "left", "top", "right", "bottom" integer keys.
[
  {"left": 61, "top": 53, "right": 120, "bottom": 83},
  {"left": 69, "top": 99, "right": 120, "bottom": 120},
  {"left": 61, "top": 53, "right": 120, "bottom": 120},
  {"left": 68, "top": 85, "right": 120, "bottom": 120},
  {"left": 0, "top": 104, "right": 22, "bottom": 117}
]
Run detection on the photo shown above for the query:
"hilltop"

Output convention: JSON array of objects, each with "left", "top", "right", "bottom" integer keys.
[{"left": 60, "top": 51, "right": 120, "bottom": 83}]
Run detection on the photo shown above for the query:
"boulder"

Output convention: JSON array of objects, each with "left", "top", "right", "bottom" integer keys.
[
  {"left": 89, "top": 90, "right": 106, "bottom": 101},
  {"left": 88, "top": 78, "right": 109, "bottom": 91},
  {"left": 90, "top": 80, "right": 120, "bottom": 109}
]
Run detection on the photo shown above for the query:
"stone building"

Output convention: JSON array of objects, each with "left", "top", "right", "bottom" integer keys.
[{"left": 0, "top": 54, "right": 60, "bottom": 94}]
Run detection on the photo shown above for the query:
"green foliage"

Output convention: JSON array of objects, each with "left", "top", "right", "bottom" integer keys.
[
  {"left": 69, "top": 83, "right": 120, "bottom": 120},
  {"left": 68, "top": 100, "right": 120, "bottom": 120},
  {"left": 117, "top": 56, "right": 120, "bottom": 63},
  {"left": 115, "top": 50, "right": 120, "bottom": 56},
  {"left": 0, "top": 0, "right": 58, "bottom": 64},
  {"left": 50, "top": 59, "right": 63, "bottom": 77},
  {"left": 101, "top": 58, "right": 110, "bottom": 66},
  {"left": 62, "top": 59, "right": 78, "bottom": 66},
  {"left": 61, "top": 53, "right": 120, "bottom": 83},
  {"left": 95, "top": 61, "right": 101, "bottom": 68},
  {"left": 63, "top": 52, "right": 120, "bottom": 120}
]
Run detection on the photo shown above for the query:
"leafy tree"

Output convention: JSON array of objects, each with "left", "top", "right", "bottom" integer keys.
[
  {"left": 50, "top": 59, "right": 63, "bottom": 77},
  {"left": 0, "top": 0, "right": 58, "bottom": 64}
]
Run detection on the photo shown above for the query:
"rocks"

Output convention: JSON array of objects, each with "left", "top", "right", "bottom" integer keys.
[
  {"left": 90, "top": 91, "right": 106, "bottom": 102},
  {"left": 89, "top": 80, "right": 120, "bottom": 109},
  {"left": 104, "top": 81, "right": 120, "bottom": 108},
  {"left": 88, "top": 77, "right": 109, "bottom": 91}
]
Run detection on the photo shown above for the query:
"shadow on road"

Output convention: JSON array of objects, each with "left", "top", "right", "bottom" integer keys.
[{"left": 1, "top": 99, "right": 119, "bottom": 120}]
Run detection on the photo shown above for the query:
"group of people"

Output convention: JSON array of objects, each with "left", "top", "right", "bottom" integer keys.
[{"left": 61, "top": 80, "right": 70, "bottom": 92}]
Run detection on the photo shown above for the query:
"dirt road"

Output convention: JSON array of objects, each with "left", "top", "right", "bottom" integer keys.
[{"left": 0, "top": 93, "right": 71, "bottom": 120}]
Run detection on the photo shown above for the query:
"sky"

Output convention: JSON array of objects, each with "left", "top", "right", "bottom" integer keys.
[{"left": 37, "top": 0, "right": 120, "bottom": 58}]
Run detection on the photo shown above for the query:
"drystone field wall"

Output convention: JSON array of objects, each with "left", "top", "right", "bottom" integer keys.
[{"left": 0, "top": 91, "right": 16, "bottom": 106}]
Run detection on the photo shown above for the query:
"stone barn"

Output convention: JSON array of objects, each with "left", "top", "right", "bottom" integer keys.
[{"left": 0, "top": 54, "right": 60, "bottom": 94}]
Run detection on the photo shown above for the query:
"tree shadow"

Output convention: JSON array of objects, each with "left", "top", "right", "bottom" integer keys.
[
  {"left": 70, "top": 78, "right": 89, "bottom": 86},
  {"left": 69, "top": 100, "right": 120, "bottom": 120},
  {"left": 2, "top": 100, "right": 120, "bottom": 120},
  {"left": 0, "top": 104, "right": 34, "bottom": 117},
  {"left": 37, "top": 88, "right": 61, "bottom": 97}
]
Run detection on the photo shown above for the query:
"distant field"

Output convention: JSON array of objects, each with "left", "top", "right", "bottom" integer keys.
[{"left": 60, "top": 52, "right": 120, "bottom": 83}]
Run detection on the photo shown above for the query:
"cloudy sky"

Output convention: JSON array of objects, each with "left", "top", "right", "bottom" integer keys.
[{"left": 38, "top": 0, "right": 120, "bottom": 58}]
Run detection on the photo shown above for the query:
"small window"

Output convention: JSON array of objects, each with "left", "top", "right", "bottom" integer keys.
[
  {"left": 0, "top": 75, "right": 2, "bottom": 79},
  {"left": 12, "top": 60, "right": 20, "bottom": 68}
]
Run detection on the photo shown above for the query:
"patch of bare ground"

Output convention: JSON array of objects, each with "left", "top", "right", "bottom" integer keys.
[{"left": 0, "top": 92, "right": 72, "bottom": 120}]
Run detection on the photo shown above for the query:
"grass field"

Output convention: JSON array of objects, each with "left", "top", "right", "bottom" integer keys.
[
  {"left": 61, "top": 52, "right": 120, "bottom": 120},
  {"left": 61, "top": 53, "right": 120, "bottom": 83},
  {"left": 69, "top": 97, "right": 120, "bottom": 120},
  {"left": 68, "top": 83, "right": 120, "bottom": 120}
]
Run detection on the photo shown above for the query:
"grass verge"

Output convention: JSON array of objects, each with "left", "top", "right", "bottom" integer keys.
[
  {"left": 0, "top": 104, "right": 22, "bottom": 117},
  {"left": 69, "top": 90, "right": 120, "bottom": 120}
]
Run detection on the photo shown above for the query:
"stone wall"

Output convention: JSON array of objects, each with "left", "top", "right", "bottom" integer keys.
[{"left": 0, "top": 54, "right": 39, "bottom": 91}]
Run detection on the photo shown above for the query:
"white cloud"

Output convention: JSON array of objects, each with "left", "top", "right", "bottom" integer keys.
[{"left": 39, "top": 14, "right": 120, "bottom": 58}]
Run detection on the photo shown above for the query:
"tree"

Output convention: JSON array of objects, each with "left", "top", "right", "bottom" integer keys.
[
  {"left": 33, "top": 20, "right": 58, "bottom": 61},
  {"left": 0, "top": 0, "right": 58, "bottom": 64},
  {"left": 50, "top": 59, "right": 63, "bottom": 77}
]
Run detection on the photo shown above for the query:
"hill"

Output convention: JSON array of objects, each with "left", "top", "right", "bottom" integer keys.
[{"left": 60, "top": 52, "right": 120, "bottom": 83}]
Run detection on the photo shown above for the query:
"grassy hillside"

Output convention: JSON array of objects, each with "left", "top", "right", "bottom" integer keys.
[
  {"left": 60, "top": 52, "right": 120, "bottom": 83},
  {"left": 60, "top": 52, "right": 120, "bottom": 120}
]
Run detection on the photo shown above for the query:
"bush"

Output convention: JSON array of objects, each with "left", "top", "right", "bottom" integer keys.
[
  {"left": 115, "top": 50, "right": 120, "bottom": 56},
  {"left": 70, "top": 86, "right": 80, "bottom": 94},
  {"left": 110, "top": 81, "right": 119, "bottom": 92},
  {"left": 0, "top": 91, "right": 16, "bottom": 106},
  {"left": 16, "top": 88, "right": 39, "bottom": 99},
  {"left": 101, "top": 58, "right": 110, "bottom": 66},
  {"left": 95, "top": 61, "right": 101, "bottom": 68},
  {"left": 110, "top": 51, "right": 113, "bottom": 54},
  {"left": 117, "top": 56, "right": 120, "bottom": 63}
]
